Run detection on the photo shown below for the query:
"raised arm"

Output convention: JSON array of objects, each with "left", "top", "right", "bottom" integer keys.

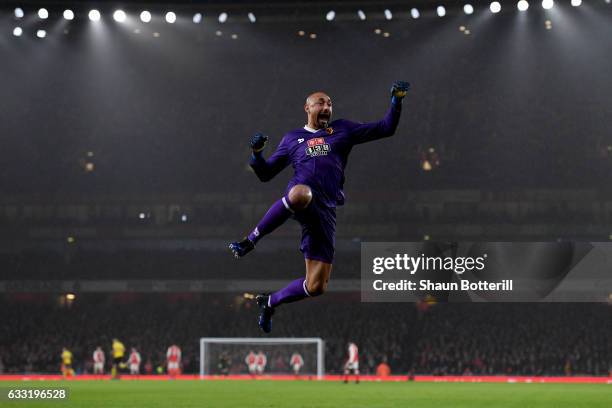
[
  {"left": 350, "top": 81, "right": 410, "bottom": 145},
  {"left": 248, "top": 132, "right": 289, "bottom": 182}
]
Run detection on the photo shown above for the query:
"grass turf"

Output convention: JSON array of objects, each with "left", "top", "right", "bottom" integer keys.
[{"left": 1, "top": 380, "right": 610, "bottom": 408}]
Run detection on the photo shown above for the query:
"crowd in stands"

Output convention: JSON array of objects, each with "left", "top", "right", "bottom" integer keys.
[
  {"left": 1, "top": 294, "right": 610, "bottom": 376},
  {"left": 0, "top": 195, "right": 607, "bottom": 230},
  {"left": 0, "top": 249, "right": 360, "bottom": 280}
]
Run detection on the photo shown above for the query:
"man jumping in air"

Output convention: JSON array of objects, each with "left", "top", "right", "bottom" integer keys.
[{"left": 230, "top": 81, "right": 410, "bottom": 333}]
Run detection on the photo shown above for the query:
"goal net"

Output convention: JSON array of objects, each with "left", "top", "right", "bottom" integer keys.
[{"left": 199, "top": 337, "right": 325, "bottom": 379}]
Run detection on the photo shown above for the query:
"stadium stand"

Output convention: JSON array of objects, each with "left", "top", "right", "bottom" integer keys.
[{"left": 1, "top": 294, "right": 609, "bottom": 376}]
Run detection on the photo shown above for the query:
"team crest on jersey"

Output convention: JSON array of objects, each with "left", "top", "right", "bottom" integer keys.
[
  {"left": 305, "top": 137, "right": 331, "bottom": 157},
  {"left": 325, "top": 127, "right": 334, "bottom": 135}
]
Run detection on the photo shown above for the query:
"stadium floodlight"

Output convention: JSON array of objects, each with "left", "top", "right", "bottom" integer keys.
[
  {"left": 490, "top": 2, "right": 502, "bottom": 13},
  {"left": 464, "top": 4, "right": 474, "bottom": 14},
  {"left": 384, "top": 9, "right": 393, "bottom": 20},
  {"left": 193, "top": 13, "right": 203, "bottom": 23},
  {"left": 571, "top": 0, "right": 581, "bottom": 6},
  {"left": 437, "top": 6, "right": 446, "bottom": 17},
  {"left": 218, "top": 12, "right": 228, "bottom": 23},
  {"left": 181, "top": 214, "right": 188, "bottom": 222},
  {"left": 326, "top": 10, "right": 336, "bottom": 21},
  {"left": 14, "top": 8, "right": 25, "bottom": 19},
  {"left": 357, "top": 10, "right": 366, "bottom": 20},
  {"left": 88, "top": 10, "right": 101, "bottom": 22},
  {"left": 140, "top": 11, "right": 152, "bottom": 23},
  {"left": 518, "top": 0, "right": 530, "bottom": 11},
  {"left": 411, "top": 8, "right": 420, "bottom": 19},
  {"left": 200, "top": 337, "right": 325, "bottom": 379},
  {"left": 13, "top": 27, "right": 23, "bottom": 37},
  {"left": 542, "top": 0, "right": 554, "bottom": 9},
  {"left": 63, "top": 10, "right": 74, "bottom": 21},
  {"left": 113, "top": 10, "right": 127, "bottom": 23},
  {"left": 248, "top": 12, "right": 256, "bottom": 23},
  {"left": 38, "top": 8, "right": 49, "bottom": 19},
  {"left": 165, "top": 12, "right": 177, "bottom": 24},
  {"left": 36, "top": 29, "right": 46, "bottom": 38}
]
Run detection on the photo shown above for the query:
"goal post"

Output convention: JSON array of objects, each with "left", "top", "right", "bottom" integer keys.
[{"left": 199, "top": 337, "right": 325, "bottom": 379}]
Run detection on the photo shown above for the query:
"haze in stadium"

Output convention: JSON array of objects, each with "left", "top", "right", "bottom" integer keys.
[{"left": 1, "top": 1, "right": 611, "bottom": 407}]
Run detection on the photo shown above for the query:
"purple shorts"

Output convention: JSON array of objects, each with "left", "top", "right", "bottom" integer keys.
[{"left": 294, "top": 196, "right": 336, "bottom": 264}]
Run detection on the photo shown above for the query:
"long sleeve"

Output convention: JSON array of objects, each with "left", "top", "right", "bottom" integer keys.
[
  {"left": 249, "top": 137, "right": 290, "bottom": 182},
  {"left": 349, "top": 103, "right": 402, "bottom": 145}
]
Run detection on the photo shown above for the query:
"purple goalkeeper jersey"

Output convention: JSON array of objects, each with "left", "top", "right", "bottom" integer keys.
[{"left": 250, "top": 103, "right": 402, "bottom": 207}]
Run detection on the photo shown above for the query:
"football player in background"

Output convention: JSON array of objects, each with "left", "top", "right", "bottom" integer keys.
[
  {"left": 255, "top": 350, "right": 267, "bottom": 375},
  {"left": 111, "top": 338, "right": 126, "bottom": 379},
  {"left": 61, "top": 347, "right": 74, "bottom": 378},
  {"left": 166, "top": 344, "right": 182, "bottom": 377},
  {"left": 92, "top": 346, "right": 105, "bottom": 375},
  {"left": 343, "top": 342, "right": 359, "bottom": 384},
  {"left": 290, "top": 352, "right": 304, "bottom": 377},
  {"left": 128, "top": 347, "right": 142, "bottom": 375},
  {"left": 245, "top": 350, "right": 257, "bottom": 377}
]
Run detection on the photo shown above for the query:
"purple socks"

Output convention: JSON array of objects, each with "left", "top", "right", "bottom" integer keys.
[
  {"left": 269, "top": 278, "right": 311, "bottom": 308},
  {"left": 248, "top": 195, "right": 293, "bottom": 245},
  {"left": 247, "top": 195, "right": 311, "bottom": 308}
]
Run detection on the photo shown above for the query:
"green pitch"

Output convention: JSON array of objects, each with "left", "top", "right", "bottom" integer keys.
[{"left": 1, "top": 380, "right": 610, "bottom": 408}]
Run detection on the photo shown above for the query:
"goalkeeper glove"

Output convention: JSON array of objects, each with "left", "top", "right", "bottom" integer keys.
[
  {"left": 250, "top": 132, "right": 268, "bottom": 153},
  {"left": 391, "top": 81, "right": 411, "bottom": 105}
]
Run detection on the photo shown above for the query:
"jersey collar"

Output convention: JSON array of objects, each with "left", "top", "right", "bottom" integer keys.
[{"left": 303, "top": 125, "right": 319, "bottom": 133}]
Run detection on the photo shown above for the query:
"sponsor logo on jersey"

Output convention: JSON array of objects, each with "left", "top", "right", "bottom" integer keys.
[
  {"left": 298, "top": 138, "right": 305, "bottom": 143},
  {"left": 305, "top": 137, "right": 331, "bottom": 157}
]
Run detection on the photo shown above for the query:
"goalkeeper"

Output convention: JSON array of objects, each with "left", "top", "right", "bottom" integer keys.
[{"left": 230, "top": 82, "right": 410, "bottom": 333}]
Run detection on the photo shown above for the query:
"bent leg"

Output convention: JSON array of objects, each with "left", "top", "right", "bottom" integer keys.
[
  {"left": 255, "top": 191, "right": 335, "bottom": 333},
  {"left": 267, "top": 195, "right": 335, "bottom": 306},
  {"left": 304, "top": 258, "right": 332, "bottom": 296},
  {"left": 247, "top": 184, "right": 312, "bottom": 245},
  {"left": 268, "top": 277, "right": 310, "bottom": 307},
  {"left": 268, "top": 259, "right": 331, "bottom": 308}
]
